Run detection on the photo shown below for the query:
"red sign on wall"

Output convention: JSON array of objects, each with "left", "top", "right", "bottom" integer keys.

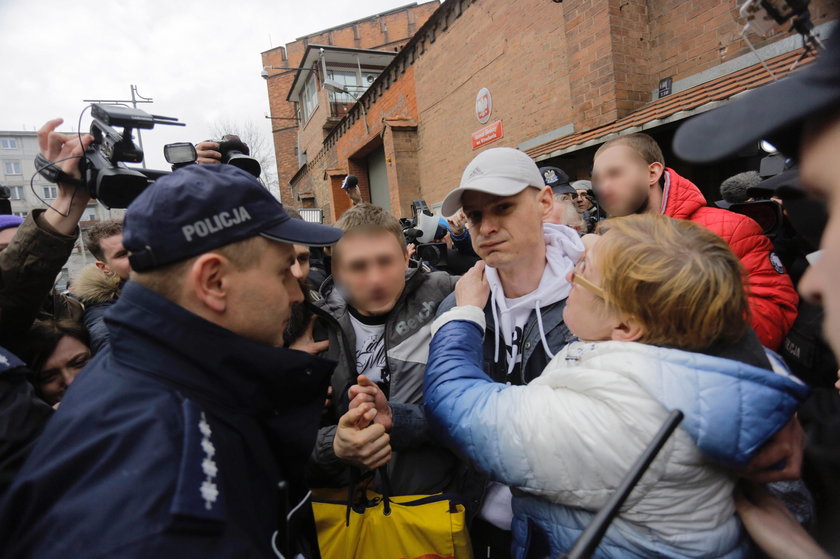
[{"left": 471, "top": 120, "right": 504, "bottom": 150}]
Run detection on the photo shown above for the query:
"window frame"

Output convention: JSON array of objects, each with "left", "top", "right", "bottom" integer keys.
[{"left": 3, "top": 160, "right": 22, "bottom": 175}]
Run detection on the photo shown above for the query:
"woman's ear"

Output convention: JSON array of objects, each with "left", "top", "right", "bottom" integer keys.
[{"left": 611, "top": 314, "right": 645, "bottom": 343}]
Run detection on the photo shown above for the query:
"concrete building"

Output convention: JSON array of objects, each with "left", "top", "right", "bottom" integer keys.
[{"left": 265, "top": 0, "right": 838, "bottom": 222}]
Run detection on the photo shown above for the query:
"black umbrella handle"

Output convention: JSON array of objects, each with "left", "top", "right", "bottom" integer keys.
[{"left": 558, "top": 409, "right": 685, "bottom": 559}]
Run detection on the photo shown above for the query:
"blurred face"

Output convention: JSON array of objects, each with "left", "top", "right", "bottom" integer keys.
[
  {"left": 226, "top": 240, "right": 303, "bottom": 347},
  {"left": 462, "top": 187, "right": 552, "bottom": 269},
  {"left": 799, "top": 111, "right": 840, "bottom": 358},
  {"left": 575, "top": 190, "right": 593, "bottom": 211},
  {"left": 96, "top": 233, "right": 131, "bottom": 281},
  {"left": 592, "top": 144, "right": 659, "bottom": 217},
  {"left": 545, "top": 197, "right": 569, "bottom": 225},
  {"left": 291, "top": 244, "right": 311, "bottom": 281},
  {"left": 0, "top": 226, "right": 18, "bottom": 251},
  {"left": 38, "top": 335, "right": 91, "bottom": 405},
  {"left": 333, "top": 230, "right": 408, "bottom": 316},
  {"left": 562, "top": 237, "right": 619, "bottom": 341}
]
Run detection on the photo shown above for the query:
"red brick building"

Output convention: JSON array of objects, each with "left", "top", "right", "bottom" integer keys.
[
  {"left": 260, "top": 2, "right": 439, "bottom": 208},
  {"left": 266, "top": 0, "right": 838, "bottom": 222}
]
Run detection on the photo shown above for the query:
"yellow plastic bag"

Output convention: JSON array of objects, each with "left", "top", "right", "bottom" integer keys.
[{"left": 312, "top": 486, "right": 472, "bottom": 559}]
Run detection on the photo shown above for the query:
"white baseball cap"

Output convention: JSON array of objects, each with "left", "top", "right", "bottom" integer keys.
[{"left": 440, "top": 147, "right": 545, "bottom": 217}]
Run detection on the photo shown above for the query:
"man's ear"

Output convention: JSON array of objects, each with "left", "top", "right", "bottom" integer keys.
[
  {"left": 536, "top": 185, "right": 554, "bottom": 220},
  {"left": 611, "top": 315, "right": 645, "bottom": 343},
  {"left": 94, "top": 261, "right": 113, "bottom": 276},
  {"left": 648, "top": 162, "right": 665, "bottom": 188},
  {"left": 186, "top": 253, "right": 230, "bottom": 314}
]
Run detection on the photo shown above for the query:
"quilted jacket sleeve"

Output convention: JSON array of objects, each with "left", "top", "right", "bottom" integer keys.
[
  {"left": 424, "top": 320, "right": 656, "bottom": 502},
  {"left": 726, "top": 214, "right": 798, "bottom": 350}
]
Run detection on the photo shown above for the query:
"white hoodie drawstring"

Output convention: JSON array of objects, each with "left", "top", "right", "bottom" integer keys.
[
  {"left": 491, "top": 295, "right": 501, "bottom": 363},
  {"left": 534, "top": 299, "right": 556, "bottom": 360}
]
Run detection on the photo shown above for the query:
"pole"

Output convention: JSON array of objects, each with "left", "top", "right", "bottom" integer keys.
[
  {"left": 130, "top": 85, "right": 154, "bottom": 168},
  {"left": 560, "top": 410, "right": 684, "bottom": 559}
]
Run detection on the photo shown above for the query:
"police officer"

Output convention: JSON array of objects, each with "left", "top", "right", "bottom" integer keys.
[{"left": 0, "top": 164, "right": 343, "bottom": 558}]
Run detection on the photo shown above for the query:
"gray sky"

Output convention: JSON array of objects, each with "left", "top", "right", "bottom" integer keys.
[{"left": 0, "top": 0, "right": 423, "bottom": 175}]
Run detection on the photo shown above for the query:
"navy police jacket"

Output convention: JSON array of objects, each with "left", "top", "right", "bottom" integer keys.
[{"left": 0, "top": 282, "right": 335, "bottom": 558}]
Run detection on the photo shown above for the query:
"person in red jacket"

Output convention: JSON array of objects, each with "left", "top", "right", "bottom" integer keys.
[{"left": 592, "top": 133, "right": 798, "bottom": 350}]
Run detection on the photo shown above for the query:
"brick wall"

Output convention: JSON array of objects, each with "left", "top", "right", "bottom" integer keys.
[
  {"left": 285, "top": 0, "right": 838, "bottom": 219},
  {"left": 649, "top": 0, "right": 838, "bottom": 86},
  {"left": 413, "top": 0, "right": 575, "bottom": 207},
  {"left": 261, "top": 1, "right": 438, "bottom": 207}
]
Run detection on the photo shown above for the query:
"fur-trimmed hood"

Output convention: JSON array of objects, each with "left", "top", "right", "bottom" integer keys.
[{"left": 73, "top": 264, "right": 122, "bottom": 305}]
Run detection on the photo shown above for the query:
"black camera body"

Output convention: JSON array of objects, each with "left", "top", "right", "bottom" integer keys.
[
  {"left": 82, "top": 104, "right": 185, "bottom": 208},
  {"left": 401, "top": 199, "right": 454, "bottom": 271},
  {"left": 216, "top": 135, "right": 261, "bottom": 178}
]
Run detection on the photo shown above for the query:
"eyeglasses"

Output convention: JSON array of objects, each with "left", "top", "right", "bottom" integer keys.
[
  {"left": 570, "top": 257, "right": 604, "bottom": 299},
  {"left": 554, "top": 193, "right": 579, "bottom": 201}
]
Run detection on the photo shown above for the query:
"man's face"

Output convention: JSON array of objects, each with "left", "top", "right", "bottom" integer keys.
[
  {"left": 575, "top": 190, "right": 594, "bottom": 211},
  {"left": 96, "top": 233, "right": 131, "bottom": 281},
  {"left": 291, "top": 244, "right": 311, "bottom": 281},
  {"left": 0, "top": 226, "right": 18, "bottom": 251},
  {"left": 226, "top": 240, "right": 303, "bottom": 347},
  {"left": 333, "top": 230, "right": 408, "bottom": 316},
  {"left": 592, "top": 145, "right": 654, "bottom": 217},
  {"left": 462, "top": 187, "right": 551, "bottom": 269},
  {"left": 799, "top": 112, "right": 840, "bottom": 357}
]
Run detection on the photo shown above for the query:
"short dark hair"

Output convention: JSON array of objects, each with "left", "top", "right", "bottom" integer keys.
[{"left": 84, "top": 219, "right": 123, "bottom": 262}]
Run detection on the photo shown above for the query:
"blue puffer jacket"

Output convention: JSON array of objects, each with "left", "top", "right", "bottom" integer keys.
[{"left": 424, "top": 312, "right": 809, "bottom": 559}]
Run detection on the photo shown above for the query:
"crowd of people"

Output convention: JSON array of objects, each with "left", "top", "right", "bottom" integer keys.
[{"left": 0, "top": 26, "right": 838, "bottom": 559}]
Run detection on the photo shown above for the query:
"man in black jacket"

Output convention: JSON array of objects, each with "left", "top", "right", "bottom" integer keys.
[{"left": 0, "top": 164, "right": 343, "bottom": 558}]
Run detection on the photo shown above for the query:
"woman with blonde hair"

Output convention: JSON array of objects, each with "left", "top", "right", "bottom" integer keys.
[{"left": 424, "top": 214, "right": 808, "bottom": 559}]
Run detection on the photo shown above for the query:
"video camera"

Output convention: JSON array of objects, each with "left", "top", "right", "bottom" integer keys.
[
  {"left": 33, "top": 104, "right": 189, "bottom": 209},
  {"left": 401, "top": 200, "right": 449, "bottom": 268},
  {"left": 401, "top": 200, "right": 479, "bottom": 275},
  {"left": 216, "top": 135, "right": 261, "bottom": 178},
  {"left": 84, "top": 104, "right": 188, "bottom": 208}
]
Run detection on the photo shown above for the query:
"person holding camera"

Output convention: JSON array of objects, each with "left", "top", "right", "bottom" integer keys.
[
  {"left": 0, "top": 118, "right": 91, "bottom": 496},
  {"left": 0, "top": 118, "right": 90, "bottom": 340},
  {"left": 0, "top": 163, "right": 343, "bottom": 558}
]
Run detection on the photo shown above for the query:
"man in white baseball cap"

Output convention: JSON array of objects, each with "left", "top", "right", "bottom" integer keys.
[{"left": 436, "top": 147, "right": 584, "bottom": 557}]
